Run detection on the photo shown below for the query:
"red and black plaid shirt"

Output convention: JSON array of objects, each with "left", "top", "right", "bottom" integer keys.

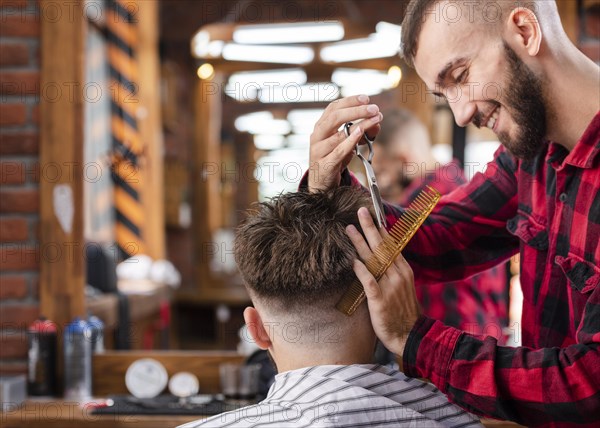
[
  {"left": 398, "top": 161, "right": 508, "bottom": 341},
  {"left": 372, "top": 112, "right": 599, "bottom": 426},
  {"left": 301, "top": 112, "right": 599, "bottom": 425}
]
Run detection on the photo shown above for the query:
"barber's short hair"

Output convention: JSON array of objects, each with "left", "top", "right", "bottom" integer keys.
[
  {"left": 234, "top": 188, "right": 374, "bottom": 311},
  {"left": 400, "top": 0, "right": 554, "bottom": 68}
]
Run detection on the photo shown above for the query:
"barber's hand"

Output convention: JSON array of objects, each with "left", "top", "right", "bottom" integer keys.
[
  {"left": 347, "top": 207, "right": 421, "bottom": 356},
  {"left": 309, "top": 95, "right": 383, "bottom": 192}
]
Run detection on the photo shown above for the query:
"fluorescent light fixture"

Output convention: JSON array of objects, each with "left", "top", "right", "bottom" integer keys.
[
  {"left": 234, "top": 111, "right": 291, "bottom": 135},
  {"left": 207, "top": 40, "right": 225, "bottom": 57},
  {"left": 259, "top": 82, "right": 339, "bottom": 103},
  {"left": 235, "top": 112, "right": 273, "bottom": 132},
  {"left": 191, "top": 30, "right": 225, "bottom": 58},
  {"left": 287, "top": 109, "right": 324, "bottom": 134},
  {"left": 340, "top": 84, "right": 386, "bottom": 97},
  {"left": 228, "top": 69, "right": 307, "bottom": 87},
  {"left": 320, "top": 23, "right": 401, "bottom": 64},
  {"left": 254, "top": 134, "right": 286, "bottom": 151},
  {"left": 222, "top": 43, "right": 314, "bottom": 64},
  {"left": 257, "top": 149, "right": 309, "bottom": 200},
  {"left": 320, "top": 34, "right": 400, "bottom": 63},
  {"left": 375, "top": 21, "right": 402, "bottom": 40},
  {"left": 333, "top": 68, "right": 402, "bottom": 97},
  {"left": 225, "top": 69, "right": 307, "bottom": 102},
  {"left": 191, "top": 30, "right": 210, "bottom": 57},
  {"left": 233, "top": 21, "right": 344, "bottom": 45},
  {"left": 332, "top": 68, "right": 392, "bottom": 88}
]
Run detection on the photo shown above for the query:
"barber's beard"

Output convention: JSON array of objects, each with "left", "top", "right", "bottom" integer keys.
[
  {"left": 473, "top": 43, "right": 548, "bottom": 161},
  {"left": 497, "top": 43, "right": 548, "bottom": 160}
]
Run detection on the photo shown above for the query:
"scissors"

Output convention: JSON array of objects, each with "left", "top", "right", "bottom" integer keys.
[{"left": 344, "top": 122, "right": 387, "bottom": 229}]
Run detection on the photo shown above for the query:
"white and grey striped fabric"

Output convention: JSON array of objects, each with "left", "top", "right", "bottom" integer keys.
[{"left": 178, "top": 364, "right": 482, "bottom": 427}]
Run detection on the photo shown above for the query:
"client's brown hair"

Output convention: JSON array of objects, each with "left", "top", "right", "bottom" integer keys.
[{"left": 234, "top": 187, "right": 374, "bottom": 309}]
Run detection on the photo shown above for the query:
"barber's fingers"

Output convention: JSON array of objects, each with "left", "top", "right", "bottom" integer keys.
[
  {"left": 357, "top": 207, "right": 384, "bottom": 250},
  {"left": 346, "top": 224, "right": 372, "bottom": 261},
  {"left": 312, "top": 113, "right": 383, "bottom": 161},
  {"left": 312, "top": 96, "right": 377, "bottom": 140},
  {"left": 353, "top": 259, "right": 382, "bottom": 301},
  {"left": 383, "top": 252, "right": 413, "bottom": 283},
  {"left": 325, "top": 125, "right": 362, "bottom": 166}
]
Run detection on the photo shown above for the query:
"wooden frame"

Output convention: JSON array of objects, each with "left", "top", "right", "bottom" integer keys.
[
  {"left": 39, "top": 0, "right": 165, "bottom": 324},
  {"left": 39, "top": 0, "right": 86, "bottom": 326}
]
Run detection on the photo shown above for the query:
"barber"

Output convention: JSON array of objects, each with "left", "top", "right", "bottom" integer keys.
[{"left": 305, "top": 0, "right": 600, "bottom": 425}]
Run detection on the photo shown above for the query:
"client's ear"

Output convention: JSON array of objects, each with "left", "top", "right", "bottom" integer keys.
[{"left": 243, "top": 307, "right": 272, "bottom": 350}]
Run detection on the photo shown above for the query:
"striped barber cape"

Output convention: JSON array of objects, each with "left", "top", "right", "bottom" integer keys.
[{"left": 178, "top": 364, "right": 481, "bottom": 427}]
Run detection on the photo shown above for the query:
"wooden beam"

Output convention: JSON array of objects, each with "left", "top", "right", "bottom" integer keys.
[
  {"left": 137, "top": 0, "right": 165, "bottom": 259},
  {"left": 39, "top": 0, "right": 85, "bottom": 326},
  {"left": 194, "top": 73, "right": 224, "bottom": 289}
]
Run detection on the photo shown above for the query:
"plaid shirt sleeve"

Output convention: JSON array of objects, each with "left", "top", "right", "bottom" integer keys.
[{"left": 402, "top": 305, "right": 600, "bottom": 425}]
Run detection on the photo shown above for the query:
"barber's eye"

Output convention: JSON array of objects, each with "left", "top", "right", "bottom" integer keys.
[{"left": 455, "top": 69, "right": 468, "bottom": 84}]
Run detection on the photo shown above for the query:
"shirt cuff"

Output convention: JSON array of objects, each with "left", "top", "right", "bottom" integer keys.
[{"left": 402, "top": 315, "right": 463, "bottom": 393}]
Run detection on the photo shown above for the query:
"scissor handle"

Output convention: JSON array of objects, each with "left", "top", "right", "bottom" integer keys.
[{"left": 344, "top": 122, "right": 375, "bottom": 163}]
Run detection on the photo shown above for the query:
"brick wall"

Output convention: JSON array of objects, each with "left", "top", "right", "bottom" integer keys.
[{"left": 0, "top": 0, "right": 41, "bottom": 375}]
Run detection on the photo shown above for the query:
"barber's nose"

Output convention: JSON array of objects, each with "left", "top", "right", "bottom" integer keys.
[{"left": 448, "top": 98, "right": 477, "bottom": 128}]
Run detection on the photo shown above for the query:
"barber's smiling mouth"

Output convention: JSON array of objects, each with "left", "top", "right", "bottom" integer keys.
[{"left": 484, "top": 105, "right": 500, "bottom": 132}]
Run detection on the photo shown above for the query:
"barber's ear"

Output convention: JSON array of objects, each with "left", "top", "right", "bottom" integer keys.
[
  {"left": 506, "top": 7, "right": 543, "bottom": 57},
  {"left": 243, "top": 307, "right": 272, "bottom": 350}
]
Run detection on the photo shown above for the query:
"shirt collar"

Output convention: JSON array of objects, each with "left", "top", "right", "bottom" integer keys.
[{"left": 550, "top": 111, "right": 600, "bottom": 169}]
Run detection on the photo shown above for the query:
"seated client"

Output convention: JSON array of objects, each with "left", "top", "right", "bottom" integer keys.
[{"left": 180, "top": 188, "right": 481, "bottom": 427}]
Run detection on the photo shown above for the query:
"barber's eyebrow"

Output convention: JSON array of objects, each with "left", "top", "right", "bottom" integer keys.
[{"left": 436, "top": 57, "right": 469, "bottom": 86}]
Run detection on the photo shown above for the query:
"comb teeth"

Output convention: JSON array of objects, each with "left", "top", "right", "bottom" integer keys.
[{"left": 336, "top": 186, "right": 441, "bottom": 316}]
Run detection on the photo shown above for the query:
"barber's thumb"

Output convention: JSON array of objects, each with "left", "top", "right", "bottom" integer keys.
[{"left": 353, "top": 259, "right": 381, "bottom": 300}]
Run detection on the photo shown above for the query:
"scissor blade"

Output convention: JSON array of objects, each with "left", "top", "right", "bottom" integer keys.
[{"left": 369, "top": 181, "right": 387, "bottom": 229}]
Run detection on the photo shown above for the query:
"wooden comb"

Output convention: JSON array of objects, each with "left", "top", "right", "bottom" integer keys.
[{"left": 336, "top": 185, "right": 442, "bottom": 316}]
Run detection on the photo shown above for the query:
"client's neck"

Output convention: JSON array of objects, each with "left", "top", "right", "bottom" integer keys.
[{"left": 271, "top": 342, "right": 376, "bottom": 373}]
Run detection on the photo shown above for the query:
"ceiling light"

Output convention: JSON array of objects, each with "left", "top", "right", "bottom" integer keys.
[
  {"left": 259, "top": 83, "right": 339, "bottom": 103},
  {"left": 225, "top": 69, "right": 307, "bottom": 102},
  {"left": 191, "top": 30, "right": 210, "bottom": 57},
  {"left": 332, "top": 68, "right": 401, "bottom": 97},
  {"left": 228, "top": 69, "right": 307, "bottom": 88},
  {"left": 387, "top": 65, "right": 402, "bottom": 87},
  {"left": 320, "top": 34, "right": 400, "bottom": 63},
  {"left": 340, "top": 84, "right": 387, "bottom": 97},
  {"left": 235, "top": 111, "right": 273, "bottom": 131},
  {"left": 233, "top": 21, "right": 344, "bottom": 45},
  {"left": 332, "top": 68, "right": 391, "bottom": 87},
  {"left": 197, "top": 63, "right": 215, "bottom": 80},
  {"left": 222, "top": 43, "right": 314, "bottom": 64},
  {"left": 375, "top": 21, "right": 402, "bottom": 39},
  {"left": 287, "top": 109, "right": 324, "bottom": 134},
  {"left": 207, "top": 40, "right": 224, "bottom": 57},
  {"left": 235, "top": 112, "right": 291, "bottom": 135},
  {"left": 254, "top": 134, "right": 286, "bottom": 151}
]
